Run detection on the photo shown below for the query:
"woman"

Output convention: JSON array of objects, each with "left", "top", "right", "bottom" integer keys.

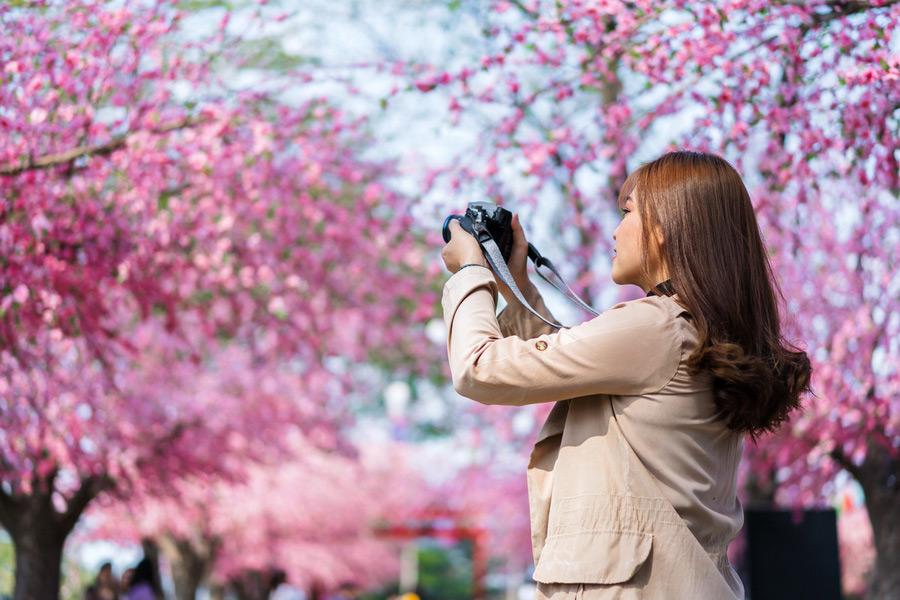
[{"left": 440, "top": 151, "right": 810, "bottom": 599}]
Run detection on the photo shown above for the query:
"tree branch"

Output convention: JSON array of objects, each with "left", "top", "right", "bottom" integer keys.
[
  {"left": 0, "top": 116, "right": 203, "bottom": 177},
  {"left": 508, "top": 0, "right": 538, "bottom": 19},
  {"left": 58, "top": 474, "right": 112, "bottom": 536},
  {"left": 830, "top": 446, "right": 863, "bottom": 481}
]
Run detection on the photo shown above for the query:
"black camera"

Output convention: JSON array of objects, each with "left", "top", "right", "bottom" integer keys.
[
  {"left": 441, "top": 201, "right": 595, "bottom": 328},
  {"left": 442, "top": 202, "right": 514, "bottom": 262}
]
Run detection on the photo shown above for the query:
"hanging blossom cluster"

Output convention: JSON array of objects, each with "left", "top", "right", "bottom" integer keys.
[{"left": 0, "top": 0, "right": 442, "bottom": 506}]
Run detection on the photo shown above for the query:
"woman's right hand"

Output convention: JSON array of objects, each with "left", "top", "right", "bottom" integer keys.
[{"left": 494, "top": 214, "right": 534, "bottom": 304}]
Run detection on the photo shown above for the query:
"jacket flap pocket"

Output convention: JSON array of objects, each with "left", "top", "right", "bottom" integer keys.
[{"left": 532, "top": 529, "right": 652, "bottom": 585}]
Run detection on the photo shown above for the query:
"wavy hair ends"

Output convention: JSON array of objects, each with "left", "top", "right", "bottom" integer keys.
[{"left": 619, "top": 151, "right": 812, "bottom": 438}]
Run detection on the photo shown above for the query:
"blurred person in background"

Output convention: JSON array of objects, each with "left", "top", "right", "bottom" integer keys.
[
  {"left": 120, "top": 569, "right": 135, "bottom": 598},
  {"left": 84, "top": 562, "right": 120, "bottom": 600},
  {"left": 125, "top": 559, "right": 159, "bottom": 600}
]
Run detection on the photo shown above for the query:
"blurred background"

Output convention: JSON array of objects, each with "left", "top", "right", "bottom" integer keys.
[{"left": 0, "top": 1, "right": 897, "bottom": 599}]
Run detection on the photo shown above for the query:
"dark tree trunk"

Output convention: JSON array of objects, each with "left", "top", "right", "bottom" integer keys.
[
  {"left": 11, "top": 521, "right": 65, "bottom": 600},
  {"left": 157, "top": 534, "right": 217, "bottom": 600},
  {"left": 742, "top": 467, "right": 778, "bottom": 508},
  {"left": 0, "top": 474, "right": 104, "bottom": 600},
  {"left": 208, "top": 582, "right": 226, "bottom": 600},
  {"left": 230, "top": 569, "right": 284, "bottom": 600},
  {"left": 231, "top": 571, "right": 263, "bottom": 600},
  {"left": 856, "top": 445, "right": 900, "bottom": 600},
  {"left": 306, "top": 582, "right": 324, "bottom": 600}
]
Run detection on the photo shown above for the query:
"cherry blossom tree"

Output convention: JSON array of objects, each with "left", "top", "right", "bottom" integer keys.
[
  {"left": 388, "top": 1, "right": 898, "bottom": 597},
  {"left": 87, "top": 439, "right": 429, "bottom": 600},
  {"left": 0, "top": 2, "right": 442, "bottom": 599}
]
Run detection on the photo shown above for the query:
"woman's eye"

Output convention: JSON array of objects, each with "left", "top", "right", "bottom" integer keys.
[{"left": 620, "top": 209, "right": 630, "bottom": 217}]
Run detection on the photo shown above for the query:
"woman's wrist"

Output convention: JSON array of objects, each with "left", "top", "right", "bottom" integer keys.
[
  {"left": 458, "top": 255, "right": 487, "bottom": 269},
  {"left": 457, "top": 263, "right": 490, "bottom": 273}
]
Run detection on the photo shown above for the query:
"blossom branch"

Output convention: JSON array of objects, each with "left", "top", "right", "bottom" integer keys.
[
  {"left": 59, "top": 475, "right": 113, "bottom": 535},
  {"left": 0, "top": 117, "right": 203, "bottom": 176}
]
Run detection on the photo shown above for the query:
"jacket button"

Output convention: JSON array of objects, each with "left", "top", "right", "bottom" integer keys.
[{"left": 535, "top": 340, "right": 548, "bottom": 351}]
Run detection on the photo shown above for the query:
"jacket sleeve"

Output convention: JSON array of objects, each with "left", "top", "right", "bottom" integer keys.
[
  {"left": 441, "top": 267, "right": 682, "bottom": 406},
  {"left": 496, "top": 280, "right": 558, "bottom": 339}
]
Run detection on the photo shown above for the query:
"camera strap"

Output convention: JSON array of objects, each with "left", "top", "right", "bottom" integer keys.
[
  {"left": 527, "top": 243, "right": 600, "bottom": 318},
  {"left": 475, "top": 225, "right": 566, "bottom": 329},
  {"left": 474, "top": 225, "right": 598, "bottom": 329}
]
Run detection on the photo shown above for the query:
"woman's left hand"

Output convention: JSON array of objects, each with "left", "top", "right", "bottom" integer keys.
[{"left": 441, "top": 220, "right": 487, "bottom": 273}]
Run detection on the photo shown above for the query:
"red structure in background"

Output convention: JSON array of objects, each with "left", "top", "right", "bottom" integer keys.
[{"left": 378, "top": 507, "right": 489, "bottom": 600}]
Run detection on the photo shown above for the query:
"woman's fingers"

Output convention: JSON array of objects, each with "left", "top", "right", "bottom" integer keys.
[
  {"left": 512, "top": 213, "right": 528, "bottom": 247},
  {"left": 508, "top": 214, "right": 529, "bottom": 279},
  {"left": 441, "top": 219, "right": 486, "bottom": 273}
]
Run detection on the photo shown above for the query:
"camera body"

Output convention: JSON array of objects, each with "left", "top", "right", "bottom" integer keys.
[{"left": 442, "top": 202, "right": 514, "bottom": 262}]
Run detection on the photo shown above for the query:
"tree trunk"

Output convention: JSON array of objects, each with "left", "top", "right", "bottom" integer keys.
[
  {"left": 856, "top": 444, "right": 900, "bottom": 600},
  {"left": 0, "top": 475, "right": 104, "bottom": 600},
  {"left": 11, "top": 521, "right": 66, "bottom": 600},
  {"left": 157, "top": 534, "right": 217, "bottom": 600},
  {"left": 208, "top": 582, "right": 226, "bottom": 600},
  {"left": 233, "top": 570, "right": 269, "bottom": 600},
  {"left": 0, "top": 475, "right": 101, "bottom": 600},
  {"left": 230, "top": 569, "right": 284, "bottom": 600}
]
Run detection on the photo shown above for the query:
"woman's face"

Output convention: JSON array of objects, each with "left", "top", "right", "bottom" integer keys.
[{"left": 612, "top": 189, "right": 665, "bottom": 292}]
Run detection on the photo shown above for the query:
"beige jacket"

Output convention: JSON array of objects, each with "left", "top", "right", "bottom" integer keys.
[{"left": 442, "top": 267, "right": 744, "bottom": 599}]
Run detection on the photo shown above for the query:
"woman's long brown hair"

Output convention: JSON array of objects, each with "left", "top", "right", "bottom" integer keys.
[{"left": 619, "top": 151, "right": 811, "bottom": 438}]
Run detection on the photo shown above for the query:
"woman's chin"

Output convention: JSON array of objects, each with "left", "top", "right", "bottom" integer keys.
[{"left": 611, "top": 272, "right": 641, "bottom": 289}]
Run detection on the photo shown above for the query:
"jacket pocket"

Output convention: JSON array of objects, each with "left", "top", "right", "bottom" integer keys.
[{"left": 532, "top": 528, "right": 653, "bottom": 585}]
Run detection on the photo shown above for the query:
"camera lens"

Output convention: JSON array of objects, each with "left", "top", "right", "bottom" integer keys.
[{"left": 442, "top": 214, "right": 462, "bottom": 243}]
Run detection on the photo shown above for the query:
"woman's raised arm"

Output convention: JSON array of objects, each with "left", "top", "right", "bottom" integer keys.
[{"left": 442, "top": 268, "right": 682, "bottom": 406}]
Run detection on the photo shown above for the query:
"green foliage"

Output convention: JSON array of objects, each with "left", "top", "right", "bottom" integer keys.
[
  {"left": 416, "top": 540, "right": 473, "bottom": 600},
  {"left": 6, "top": 0, "right": 49, "bottom": 8},
  {"left": 357, "top": 541, "right": 473, "bottom": 600},
  {"left": 0, "top": 532, "right": 12, "bottom": 600},
  {"left": 60, "top": 557, "right": 93, "bottom": 600},
  {"left": 177, "top": 0, "right": 235, "bottom": 10},
  {"left": 235, "top": 38, "right": 321, "bottom": 71}
]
